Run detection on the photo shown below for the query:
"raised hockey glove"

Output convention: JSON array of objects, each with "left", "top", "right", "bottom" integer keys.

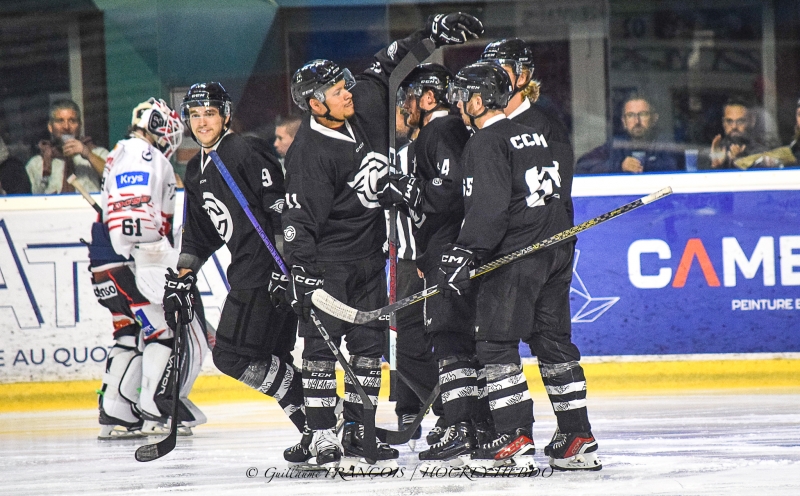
[
  {"left": 163, "top": 268, "right": 196, "bottom": 330},
  {"left": 437, "top": 245, "right": 476, "bottom": 297},
  {"left": 428, "top": 13, "right": 484, "bottom": 47},
  {"left": 268, "top": 269, "right": 291, "bottom": 310},
  {"left": 288, "top": 265, "right": 324, "bottom": 322},
  {"left": 377, "top": 173, "right": 423, "bottom": 210}
]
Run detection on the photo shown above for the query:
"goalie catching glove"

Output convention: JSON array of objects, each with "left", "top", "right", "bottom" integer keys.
[
  {"left": 268, "top": 269, "right": 291, "bottom": 310},
  {"left": 288, "top": 266, "right": 324, "bottom": 322},
  {"left": 427, "top": 12, "right": 484, "bottom": 47},
  {"left": 163, "top": 268, "right": 196, "bottom": 330},
  {"left": 437, "top": 245, "right": 476, "bottom": 297},
  {"left": 377, "top": 173, "right": 422, "bottom": 210}
]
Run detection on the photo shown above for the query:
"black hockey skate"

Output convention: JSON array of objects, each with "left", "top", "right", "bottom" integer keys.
[
  {"left": 544, "top": 429, "right": 602, "bottom": 471},
  {"left": 418, "top": 422, "right": 476, "bottom": 470},
  {"left": 467, "top": 427, "right": 538, "bottom": 476},
  {"left": 284, "top": 426, "right": 332, "bottom": 471},
  {"left": 340, "top": 422, "right": 399, "bottom": 474},
  {"left": 399, "top": 413, "right": 422, "bottom": 451},
  {"left": 426, "top": 415, "right": 448, "bottom": 445},
  {"left": 473, "top": 417, "right": 496, "bottom": 446}
]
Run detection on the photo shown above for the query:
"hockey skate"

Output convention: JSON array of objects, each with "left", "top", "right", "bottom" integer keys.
[
  {"left": 426, "top": 415, "right": 448, "bottom": 445},
  {"left": 418, "top": 422, "right": 476, "bottom": 472},
  {"left": 284, "top": 426, "right": 331, "bottom": 471},
  {"left": 467, "top": 427, "right": 538, "bottom": 477},
  {"left": 544, "top": 429, "right": 602, "bottom": 471},
  {"left": 307, "top": 428, "right": 342, "bottom": 470},
  {"left": 339, "top": 422, "right": 399, "bottom": 475},
  {"left": 141, "top": 419, "right": 193, "bottom": 437},
  {"left": 97, "top": 423, "right": 145, "bottom": 440},
  {"left": 399, "top": 413, "right": 422, "bottom": 451}
]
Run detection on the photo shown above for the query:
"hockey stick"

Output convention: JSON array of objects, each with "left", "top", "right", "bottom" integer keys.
[
  {"left": 135, "top": 322, "right": 185, "bottom": 462},
  {"left": 207, "top": 150, "right": 379, "bottom": 464},
  {"left": 67, "top": 174, "right": 102, "bottom": 215},
  {"left": 378, "top": 382, "right": 440, "bottom": 445},
  {"left": 313, "top": 187, "right": 673, "bottom": 324},
  {"left": 386, "top": 37, "right": 436, "bottom": 400}
]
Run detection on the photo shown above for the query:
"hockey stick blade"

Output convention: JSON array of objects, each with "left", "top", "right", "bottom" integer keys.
[
  {"left": 135, "top": 322, "right": 185, "bottom": 462},
  {"left": 312, "top": 186, "right": 673, "bottom": 324},
  {"left": 377, "top": 384, "right": 440, "bottom": 445},
  {"left": 68, "top": 173, "right": 103, "bottom": 215}
]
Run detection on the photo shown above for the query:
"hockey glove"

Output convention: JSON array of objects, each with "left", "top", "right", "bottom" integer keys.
[
  {"left": 437, "top": 245, "right": 476, "bottom": 297},
  {"left": 288, "top": 265, "right": 324, "bottom": 322},
  {"left": 163, "top": 268, "right": 196, "bottom": 330},
  {"left": 377, "top": 173, "right": 423, "bottom": 210},
  {"left": 428, "top": 13, "right": 484, "bottom": 47},
  {"left": 268, "top": 269, "right": 291, "bottom": 310}
]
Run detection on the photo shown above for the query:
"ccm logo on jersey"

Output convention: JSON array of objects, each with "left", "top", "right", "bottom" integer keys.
[
  {"left": 93, "top": 280, "right": 117, "bottom": 300},
  {"left": 510, "top": 133, "right": 548, "bottom": 149},
  {"left": 116, "top": 171, "right": 150, "bottom": 188}
]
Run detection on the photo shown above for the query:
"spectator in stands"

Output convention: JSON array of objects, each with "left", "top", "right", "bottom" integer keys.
[
  {"left": 0, "top": 135, "right": 31, "bottom": 195},
  {"left": 25, "top": 100, "right": 108, "bottom": 194},
  {"left": 273, "top": 115, "right": 301, "bottom": 159},
  {"left": 576, "top": 95, "right": 683, "bottom": 174},
  {"left": 708, "top": 97, "right": 767, "bottom": 169}
]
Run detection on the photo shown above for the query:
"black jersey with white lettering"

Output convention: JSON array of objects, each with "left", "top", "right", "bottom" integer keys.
[
  {"left": 456, "top": 117, "right": 571, "bottom": 261},
  {"left": 181, "top": 133, "right": 286, "bottom": 289},
  {"left": 282, "top": 30, "right": 427, "bottom": 267},
  {"left": 509, "top": 101, "right": 575, "bottom": 224},
  {"left": 407, "top": 111, "right": 471, "bottom": 275}
]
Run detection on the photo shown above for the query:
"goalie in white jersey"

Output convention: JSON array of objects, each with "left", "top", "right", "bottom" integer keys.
[{"left": 91, "top": 98, "right": 208, "bottom": 439}]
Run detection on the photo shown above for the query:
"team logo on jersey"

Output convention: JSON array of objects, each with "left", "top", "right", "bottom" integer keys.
[
  {"left": 284, "top": 225, "right": 296, "bottom": 242},
  {"left": 141, "top": 148, "right": 152, "bottom": 161},
  {"left": 347, "top": 151, "right": 389, "bottom": 209},
  {"left": 116, "top": 171, "right": 150, "bottom": 188},
  {"left": 387, "top": 41, "right": 398, "bottom": 60},
  {"left": 270, "top": 198, "right": 285, "bottom": 214},
  {"left": 432, "top": 178, "right": 443, "bottom": 186},
  {"left": 202, "top": 192, "right": 233, "bottom": 243}
]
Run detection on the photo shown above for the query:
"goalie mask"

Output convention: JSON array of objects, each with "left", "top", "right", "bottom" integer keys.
[
  {"left": 132, "top": 98, "right": 184, "bottom": 159},
  {"left": 291, "top": 59, "right": 355, "bottom": 121}
]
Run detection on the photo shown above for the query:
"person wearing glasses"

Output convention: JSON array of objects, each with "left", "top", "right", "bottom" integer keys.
[{"left": 576, "top": 94, "right": 683, "bottom": 174}]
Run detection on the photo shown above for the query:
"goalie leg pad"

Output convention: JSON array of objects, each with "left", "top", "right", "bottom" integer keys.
[
  {"left": 131, "top": 238, "right": 179, "bottom": 303},
  {"left": 176, "top": 318, "right": 209, "bottom": 427},
  {"left": 139, "top": 340, "right": 174, "bottom": 422},
  {"left": 98, "top": 337, "right": 142, "bottom": 427}
]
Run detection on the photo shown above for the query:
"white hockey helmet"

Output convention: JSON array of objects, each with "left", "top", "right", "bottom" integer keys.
[{"left": 132, "top": 98, "right": 184, "bottom": 159}]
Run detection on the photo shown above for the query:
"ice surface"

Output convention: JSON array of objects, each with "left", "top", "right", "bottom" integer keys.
[{"left": 1, "top": 391, "right": 799, "bottom": 495}]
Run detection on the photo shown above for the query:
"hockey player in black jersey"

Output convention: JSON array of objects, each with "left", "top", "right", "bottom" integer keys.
[
  {"left": 377, "top": 63, "right": 490, "bottom": 467},
  {"left": 480, "top": 38, "right": 574, "bottom": 221},
  {"left": 283, "top": 13, "right": 483, "bottom": 470},
  {"left": 161, "top": 82, "right": 307, "bottom": 458},
  {"left": 443, "top": 62, "right": 602, "bottom": 472}
]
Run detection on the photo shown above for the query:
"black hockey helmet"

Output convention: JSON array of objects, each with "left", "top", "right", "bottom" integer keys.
[
  {"left": 291, "top": 59, "right": 356, "bottom": 112},
  {"left": 480, "top": 38, "right": 534, "bottom": 75},
  {"left": 397, "top": 63, "right": 452, "bottom": 108},
  {"left": 448, "top": 61, "right": 514, "bottom": 110},
  {"left": 179, "top": 82, "right": 232, "bottom": 126}
]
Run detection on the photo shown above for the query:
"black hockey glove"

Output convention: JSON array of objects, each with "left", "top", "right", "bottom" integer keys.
[
  {"left": 377, "top": 173, "right": 422, "bottom": 210},
  {"left": 427, "top": 13, "right": 484, "bottom": 47},
  {"left": 437, "top": 245, "right": 476, "bottom": 297},
  {"left": 268, "top": 269, "right": 291, "bottom": 310},
  {"left": 163, "top": 268, "right": 196, "bottom": 330},
  {"left": 288, "top": 265, "right": 324, "bottom": 322}
]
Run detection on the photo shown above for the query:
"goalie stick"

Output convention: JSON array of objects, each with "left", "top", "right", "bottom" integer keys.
[
  {"left": 135, "top": 322, "right": 185, "bottom": 462},
  {"left": 67, "top": 174, "right": 102, "bottom": 215},
  {"left": 313, "top": 186, "right": 674, "bottom": 324},
  {"left": 206, "top": 151, "right": 381, "bottom": 464},
  {"left": 386, "top": 38, "right": 436, "bottom": 401}
]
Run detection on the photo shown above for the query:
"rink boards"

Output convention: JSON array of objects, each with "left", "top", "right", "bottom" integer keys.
[{"left": 1, "top": 169, "right": 799, "bottom": 388}]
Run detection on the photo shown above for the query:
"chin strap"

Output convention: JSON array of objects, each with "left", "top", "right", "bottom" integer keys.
[
  {"left": 418, "top": 102, "right": 446, "bottom": 129},
  {"left": 465, "top": 106, "right": 489, "bottom": 129},
  {"left": 312, "top": 101, "right": 346, "bottom": 123}
]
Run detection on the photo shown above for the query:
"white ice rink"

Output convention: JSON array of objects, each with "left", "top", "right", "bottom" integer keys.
[{"left": 2, "top": 391, "right": 800, "bottom": 495}]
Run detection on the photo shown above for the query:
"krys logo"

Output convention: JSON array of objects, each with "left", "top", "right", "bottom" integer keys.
[
  {"left": 627, "top": 236, "right": 800, "bottom": 288},
  {"left": 116, "top": 171, "right": 150, "bottom": 188}
]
